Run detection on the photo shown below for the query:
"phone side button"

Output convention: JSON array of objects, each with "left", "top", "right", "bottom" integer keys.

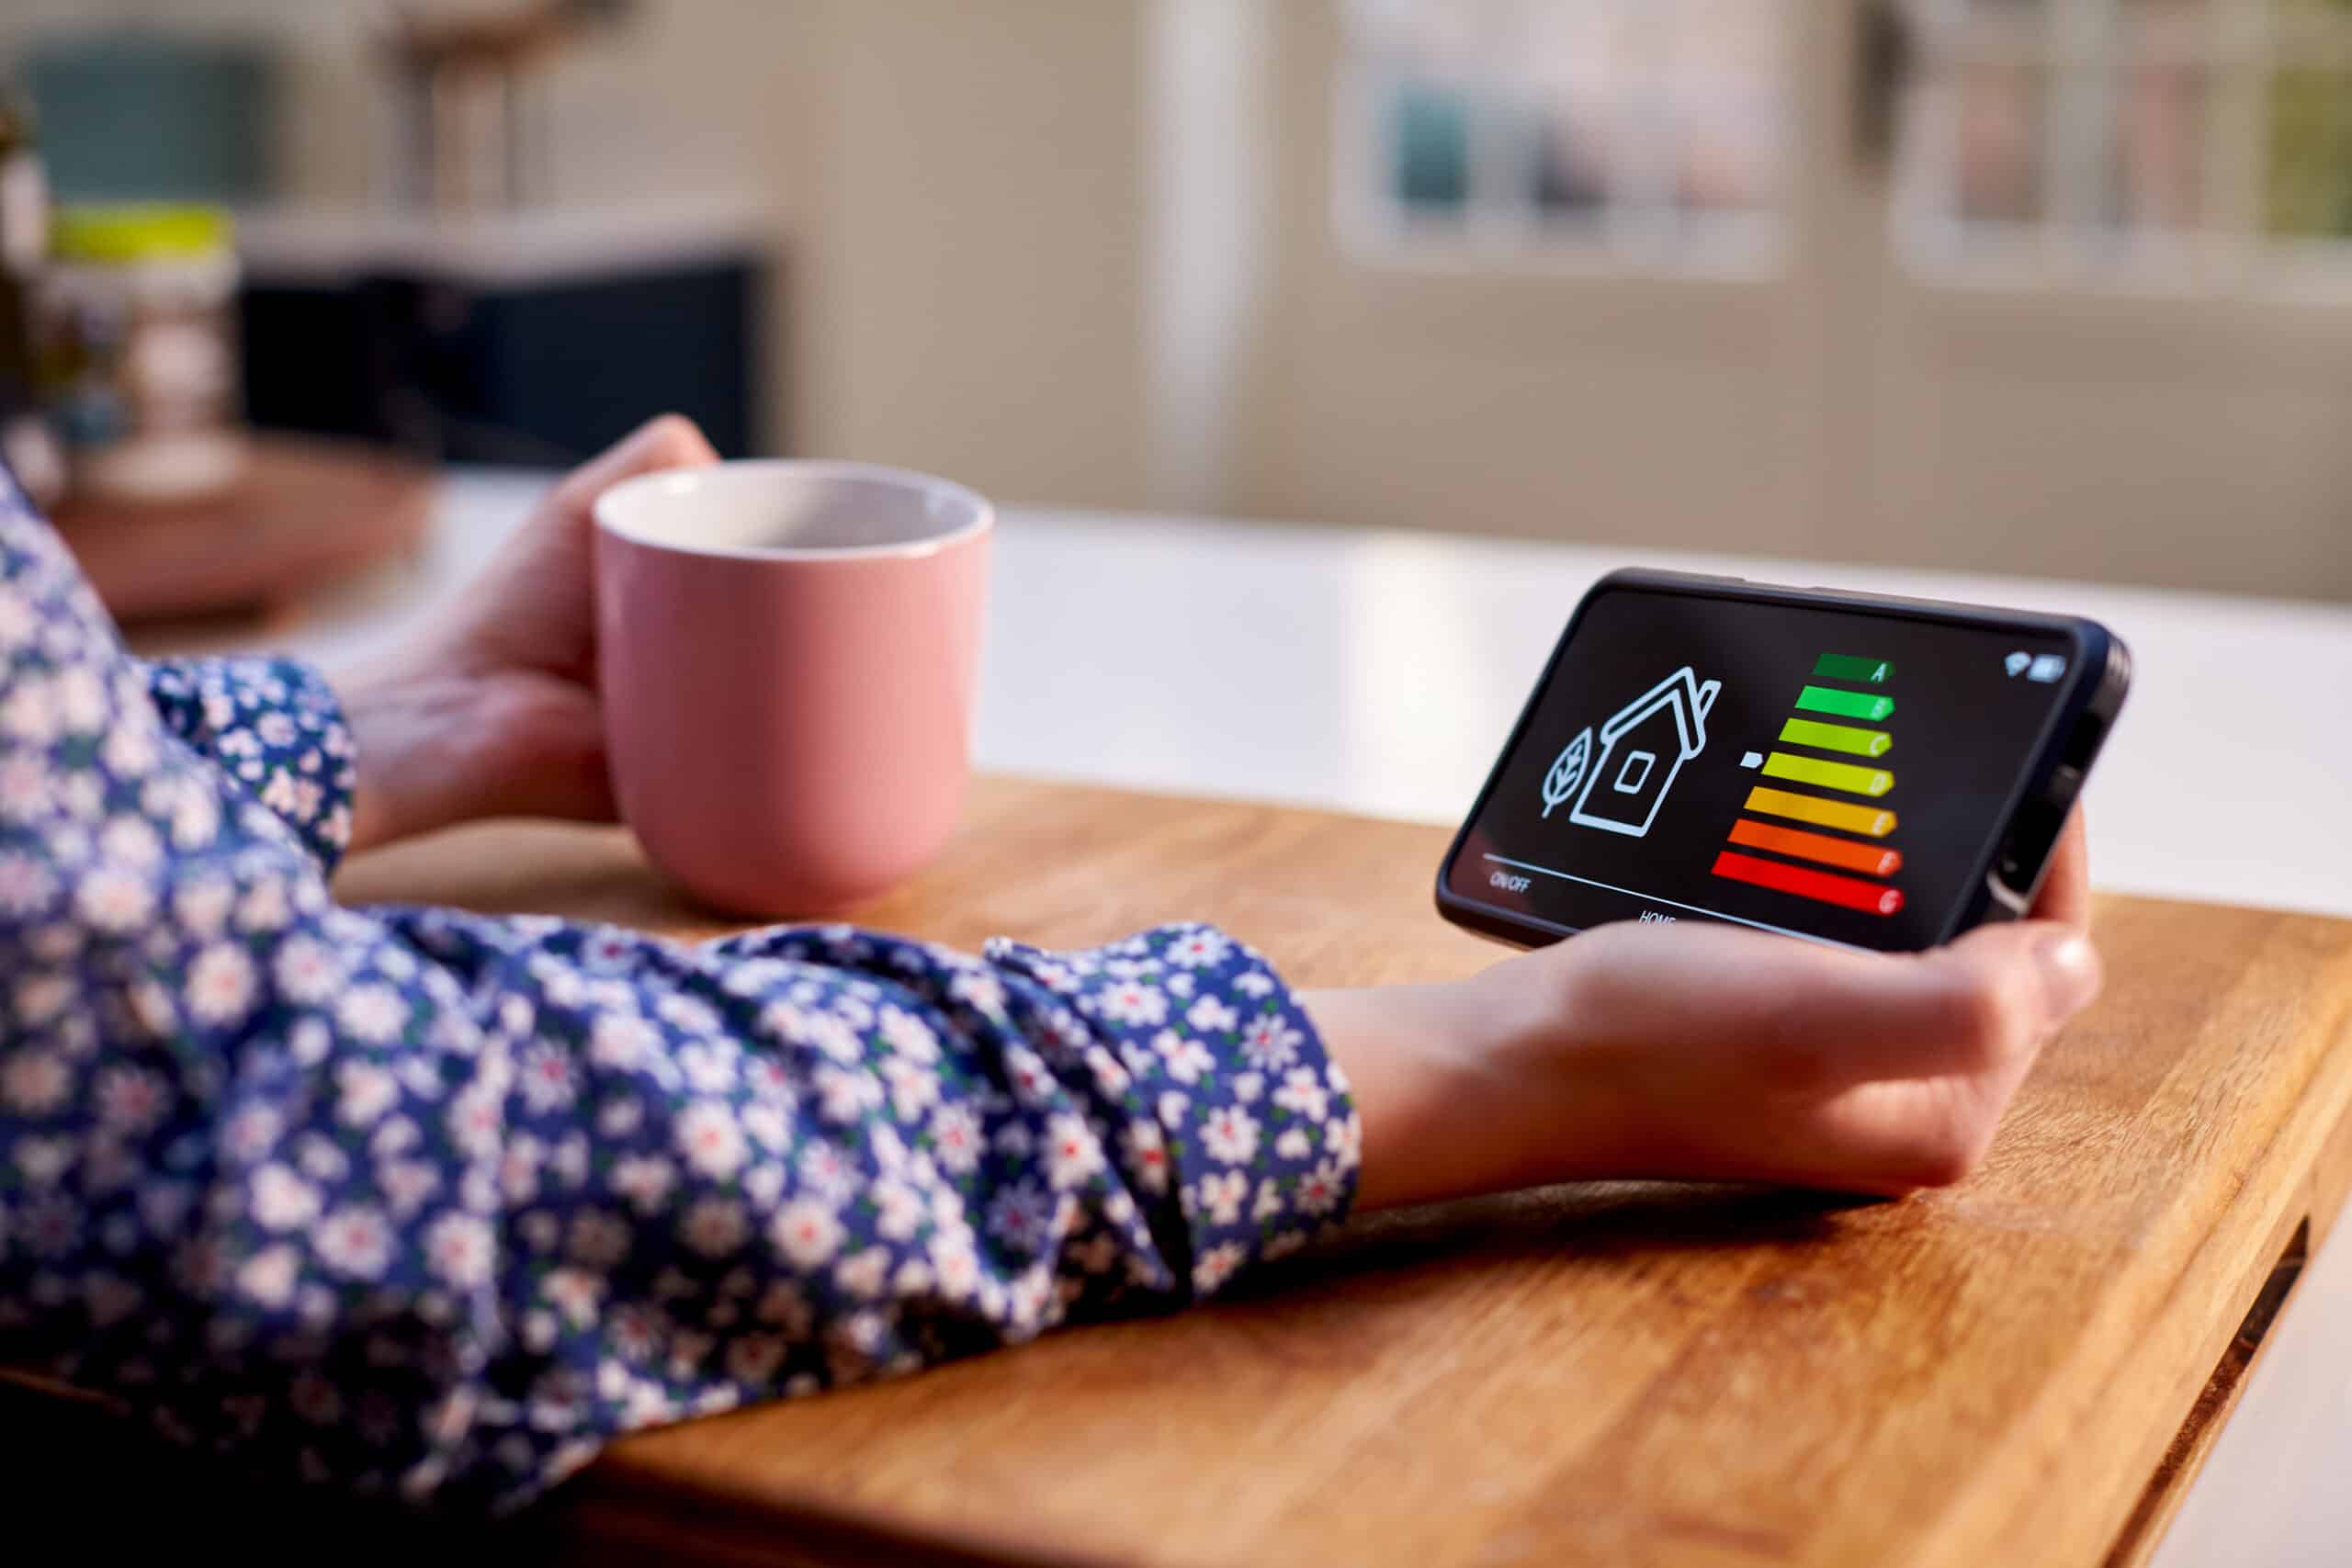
[
  {"left": 1985, "top": 867, "right": 2032, "bottom": 918},
  {"left": 2047, "top": 763, "right": 2084, "bottom": 808}
]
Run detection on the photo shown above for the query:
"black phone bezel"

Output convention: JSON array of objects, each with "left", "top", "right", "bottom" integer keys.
[{"left": 1433, "top": 568, "right": 2132, "bottom": 952}]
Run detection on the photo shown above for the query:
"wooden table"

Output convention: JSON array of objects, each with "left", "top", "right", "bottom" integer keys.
[
  {"left": 51, "top": 436, "right": 435, "bottom": 627},
  {"left": 308, "top": 776, "right": 2352, "bottom": 1566}
]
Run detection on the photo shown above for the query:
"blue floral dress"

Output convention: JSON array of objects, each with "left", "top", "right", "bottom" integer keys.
[{"left": 0, "top": 473, "right": 1361, "bottom": 1510}]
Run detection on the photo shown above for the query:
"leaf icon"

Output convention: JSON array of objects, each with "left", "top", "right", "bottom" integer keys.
[{"left": 1542, "top": 727, "right": 1591, "bottom": 818}]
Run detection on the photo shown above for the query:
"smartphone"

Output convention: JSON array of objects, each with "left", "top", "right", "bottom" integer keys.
[{"left": 1435, "top": 570, "right": 2130, "bottom": 953}]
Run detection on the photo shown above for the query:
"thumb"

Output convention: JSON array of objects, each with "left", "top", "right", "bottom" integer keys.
[
  {"left": 1895, "top": 919, "right": 2105, "bottom": 1077},
  {"left": 1543, "top": 916, "right": 2102, "bottom": 1086},
  {"left": 551, "top": 413, "right": 721, "bottom": 522}
]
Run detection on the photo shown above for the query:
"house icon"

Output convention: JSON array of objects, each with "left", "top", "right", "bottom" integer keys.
[{"left": 1567, "top": 666, "right": 1722, "bottom": 839}]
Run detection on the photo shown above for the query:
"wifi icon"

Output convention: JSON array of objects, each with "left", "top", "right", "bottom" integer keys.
[{"left": 2004, "top": 651, "right": 2031, "bottom": 678}]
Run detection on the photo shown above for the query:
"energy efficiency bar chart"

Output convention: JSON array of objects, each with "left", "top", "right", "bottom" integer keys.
[{"left": 1717, "top": 651, "right": 1907, "bottom": 917}]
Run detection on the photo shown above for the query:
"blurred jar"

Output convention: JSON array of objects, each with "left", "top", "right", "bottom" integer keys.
[{"left": 36, "top": 204, "right": 243, "bottom": 503}]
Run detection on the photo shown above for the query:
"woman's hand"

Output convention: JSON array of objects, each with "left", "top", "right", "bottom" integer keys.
[
  {"left": 340, "top": 415, "right": 718, "bottom": 853},
  {"left": 1311, "top": 810, "right": 2099, "bottom": 1207}
]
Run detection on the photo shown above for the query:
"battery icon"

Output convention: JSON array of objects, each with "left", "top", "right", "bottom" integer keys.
[{"left": 2027, "top": 653, "right": 2067, "bottom": 683}]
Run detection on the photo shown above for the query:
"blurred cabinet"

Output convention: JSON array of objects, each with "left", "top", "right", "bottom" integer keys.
[{"left": 237, "top": 201, "right": 771, "bottom": 464}]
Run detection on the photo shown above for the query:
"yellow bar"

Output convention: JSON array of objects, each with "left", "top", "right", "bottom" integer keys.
[
  {"left": 1762, "top": 751, "right": 1894, "bottom": 797},
  {"left": 1745, "top": 785, "right": 1897, "bottom": 838},
  {"left": 1778, "top": 716, "right": 1891, "bottom": 758}
]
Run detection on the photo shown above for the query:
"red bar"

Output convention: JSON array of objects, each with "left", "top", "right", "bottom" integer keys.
[
  {"left": 1727, "top": 818, "right": 1903, "bottom": 878},
  {"left": 1712, "top": 850, "right": 1905, "bottom": 916}
]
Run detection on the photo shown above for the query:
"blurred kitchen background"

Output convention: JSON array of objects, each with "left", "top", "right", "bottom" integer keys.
[{"left": 3, "top": 0, "right": 2350, "bottom": 606}]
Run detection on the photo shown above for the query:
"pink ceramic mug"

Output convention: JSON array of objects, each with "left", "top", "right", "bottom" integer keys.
[{"left": 593, "top": 460, "right": 992, "bottom": 916}]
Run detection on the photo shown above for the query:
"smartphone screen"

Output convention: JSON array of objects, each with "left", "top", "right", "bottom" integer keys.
[{"left": 1440, "top": 578, "right": 2115, "bottom": 953}]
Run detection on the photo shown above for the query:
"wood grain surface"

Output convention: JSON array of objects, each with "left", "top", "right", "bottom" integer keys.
[{"left": 321, "top": 776, "right": 2352, "bottom": 1567}]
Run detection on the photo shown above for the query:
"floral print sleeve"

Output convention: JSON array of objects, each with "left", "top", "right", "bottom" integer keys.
[
  {"left": 141, "top": 654, "right": 356, "bottom": 872},
  {"left": 0, "top": 477, "right": 1361, "bottom": 1511}
]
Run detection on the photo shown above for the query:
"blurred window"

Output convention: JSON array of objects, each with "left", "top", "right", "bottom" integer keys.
[
  {"left": 1897, "top": 0, "right": 2352, "bottom": 286},
  {"left": 1338, "top": 0, "right": 1792, "bottom": 276}
]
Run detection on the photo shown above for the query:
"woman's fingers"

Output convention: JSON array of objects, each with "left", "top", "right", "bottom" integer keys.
[
  {"left": 1902, "top": 919, "right": 2103, "bottom": 1073},
  {"left": 1792, "top": 927, "right": 2100, "bottom": 1191},
  {"left": 1528, "top": 917, "right": 2103, "bottom": 1194},
  {"left": 1558, "top": 915, "right": 2101, "bottom": 1086},
  {"left": 451, "top": 414, "right": 723, "bottom": 678},
  {"left": 552, "top": 412, "right": 720, "bottom": 521}
]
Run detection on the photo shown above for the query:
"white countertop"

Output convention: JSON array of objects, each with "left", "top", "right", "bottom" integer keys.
[{"left": 175, "top": 470, "right": 2352, "bottom": 1565}]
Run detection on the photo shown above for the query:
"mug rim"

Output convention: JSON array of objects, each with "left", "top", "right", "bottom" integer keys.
[{"left": 594, "top": 458, "right": 995, "bottom": 563}]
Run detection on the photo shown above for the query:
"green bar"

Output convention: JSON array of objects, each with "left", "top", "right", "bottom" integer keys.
[
  {"left": 1762, "top": 751, "right": 1894, "bottom": 796},
  {"left": 1794, "top": 684, "right": 1894, "bottom": 721},
  {"left": 1779, "top": 716, "right": 1891, "bottom": 758},
  {"left": 1814, "top": 653, "right": 1893, "bottom": 682}
]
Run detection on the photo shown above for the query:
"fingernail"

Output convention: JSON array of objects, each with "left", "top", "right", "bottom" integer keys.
[{"left": 2034, "top": 931, "right": 2103, "bottom": 1017}]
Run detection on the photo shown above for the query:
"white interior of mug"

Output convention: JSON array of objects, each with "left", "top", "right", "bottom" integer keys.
[{"left": 594, "top": 459, "right": 992, "bottom": 560}]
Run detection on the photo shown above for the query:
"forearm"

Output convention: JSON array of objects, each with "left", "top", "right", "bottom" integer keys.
[
  {"left": 9, "top": 728, "right": 1358, "bottom": 1514},
  {"left": 1303, "top": 963, "right": 1615, "bottom": 1211},
  {"left": 6, "top": 474, "right": 1364, "bottom": 1506}
]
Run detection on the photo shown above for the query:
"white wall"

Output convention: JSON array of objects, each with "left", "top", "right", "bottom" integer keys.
[
  {"left": 789, "top": 0, "right": 1151, "bottom": 508},
  {"left": 1227, "top": 1, "right": 1835, "bottom": 561}
]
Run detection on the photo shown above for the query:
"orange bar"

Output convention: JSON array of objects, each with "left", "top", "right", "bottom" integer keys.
[{"left": 1727, "top": 818, "right": 1903, "bottom": 879}]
